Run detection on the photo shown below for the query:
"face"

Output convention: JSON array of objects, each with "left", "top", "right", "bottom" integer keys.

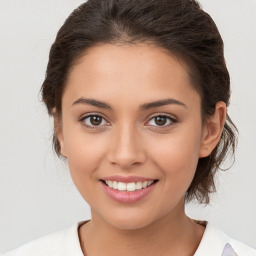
[{"left": 57, "top": 43, "right": 211, "bottom": 229}]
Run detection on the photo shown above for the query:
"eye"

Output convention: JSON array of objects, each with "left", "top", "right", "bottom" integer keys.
[
  {"left": 80, "top": 114, "right": 109, "bottom": 129},
  {"left": 147, "top": 114, "right": 177, "bottom": 128}
]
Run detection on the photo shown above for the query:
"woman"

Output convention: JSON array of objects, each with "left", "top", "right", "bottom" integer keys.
[{"left": 3, "top": 0, "right": 256, "bottom": 255}]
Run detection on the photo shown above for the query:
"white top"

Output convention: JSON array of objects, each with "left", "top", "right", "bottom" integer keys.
[{"left": 2, "top": 220, "right": 256, "bottom": 256}]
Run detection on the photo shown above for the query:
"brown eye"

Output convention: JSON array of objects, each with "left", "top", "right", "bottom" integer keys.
[
  {"left": 147, "top": 115, "right": 177, "bottom": 128},
  {"left": 81, "top": 114, "right": 108, "bottom": 128},
  {"left": 90, "top": 115, "right": 102, "bottom": 126},
  {"left": 155, "top": 116, "right": 168, "bottom": 126}
]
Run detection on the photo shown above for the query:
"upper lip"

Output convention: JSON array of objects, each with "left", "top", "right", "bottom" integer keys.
[{"left": 100, "top": 175, "right": 158, "bottom": 183}]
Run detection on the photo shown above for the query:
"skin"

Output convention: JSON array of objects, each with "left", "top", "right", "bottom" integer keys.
[{"left": 55, "top": 43, "right": 226, "bottom": 256}]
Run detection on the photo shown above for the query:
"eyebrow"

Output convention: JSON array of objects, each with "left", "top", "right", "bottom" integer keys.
[{"left": 72, "top": 97, "right": 187, "bottom": 110}]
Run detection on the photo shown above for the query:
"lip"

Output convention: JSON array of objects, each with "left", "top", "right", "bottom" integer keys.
[
  {"left": 100, "top": 175, "right": 156, "bottom": 183},
  {"left": 100, "top": 179, "right": 158, "bottom": 204}
]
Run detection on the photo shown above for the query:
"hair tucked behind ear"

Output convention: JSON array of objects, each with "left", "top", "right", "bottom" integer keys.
[{"left": 41, "top": 0, "right": 238, "bottom": 204}]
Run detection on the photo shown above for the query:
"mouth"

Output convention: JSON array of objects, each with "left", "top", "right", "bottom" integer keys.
[{"left": 100, "top": 179, "right": 159, "bottom": 192}]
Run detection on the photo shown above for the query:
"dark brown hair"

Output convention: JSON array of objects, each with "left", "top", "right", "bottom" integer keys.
[{"left": 41, "top": 0, "right": 237, "bottom": 204}]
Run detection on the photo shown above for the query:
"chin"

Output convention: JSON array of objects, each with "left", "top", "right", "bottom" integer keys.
[
  {"left": 101, "top": 208, "right": 159, "bottom": 231},
  {"left": 110, "top": 217, "right": 153, "bottom": 230}
]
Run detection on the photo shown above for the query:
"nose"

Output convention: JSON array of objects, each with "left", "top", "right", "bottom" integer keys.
[{"left": 107, "top": 123, "right": 147, "bottom": 169}]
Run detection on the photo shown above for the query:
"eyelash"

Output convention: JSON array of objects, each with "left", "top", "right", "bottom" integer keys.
[{"left": 79, "top": 113, "right": 178, "bottom": 130}]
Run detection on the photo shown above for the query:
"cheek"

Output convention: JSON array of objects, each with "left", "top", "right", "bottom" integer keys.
[
  {"left": 64, "top": 137, "right": 107, "bottom": 206},
  {"left": 65, "top": 136, "right": 105, "bottom": 176},
  {"left": 149, "top": 131, "right": 201, "bottom": 189},
  {"left": 62, "top": 124, "right": 108, "bottom": 195}
]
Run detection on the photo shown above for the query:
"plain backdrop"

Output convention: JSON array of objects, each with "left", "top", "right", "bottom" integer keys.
[{"left": 0, "top": 0, "right": 255, "bottom": 253}]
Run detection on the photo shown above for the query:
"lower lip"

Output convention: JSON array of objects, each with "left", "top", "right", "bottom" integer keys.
[{"left": 101, "top": 181, "right": 158, "bottom": 204}]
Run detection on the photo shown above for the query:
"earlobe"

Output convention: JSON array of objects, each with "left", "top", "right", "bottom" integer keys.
[
  {"left": 53, "top": 110, "right": 67, "bottom": 158},
  {"left": 199, "top": 101, "right": 226, "bottom": 158}
]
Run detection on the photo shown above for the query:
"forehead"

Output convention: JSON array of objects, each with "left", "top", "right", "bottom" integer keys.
[
  {"left": 63, "top": 43, "right": 200, "bottom": 110},
  {"left": 68, "top": 43, "right": 190, "bottom": 87}
]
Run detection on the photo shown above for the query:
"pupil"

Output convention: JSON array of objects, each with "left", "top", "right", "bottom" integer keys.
[
  {"left": 91, "top": 116, "right": 102, "bottom": 126},
  {"left": 155, "top": 116, "right": 166, "bottom": 126}
]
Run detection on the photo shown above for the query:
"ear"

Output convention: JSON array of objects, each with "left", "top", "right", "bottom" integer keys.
[
  {"left": 52, "top": 108, "right": 67, "bottom": 158},
  {"left": 199, "top": 101, "right": 226, "bottom": 158}
]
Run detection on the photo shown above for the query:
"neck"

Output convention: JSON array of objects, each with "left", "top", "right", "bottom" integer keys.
[{"left": 79, "top": 202, "right": 205, "bottom": 256}]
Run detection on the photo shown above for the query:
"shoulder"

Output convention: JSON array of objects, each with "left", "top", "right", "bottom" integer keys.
[
  {"left": 2, "top": 222, "right": 85, "bottom": 256},
  {"left": 194, "top": 222, "right": 256, "bottom": 256},
  {"left": 229, "top": 238, "right": 256, "bottom": 256},
  {"left": 2, "top": 229, "right": 66, "bottom": 256}
]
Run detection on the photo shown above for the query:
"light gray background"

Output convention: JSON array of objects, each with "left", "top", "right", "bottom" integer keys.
[{"left": 0, "top": 0, "right": 255, "bottom": 253}]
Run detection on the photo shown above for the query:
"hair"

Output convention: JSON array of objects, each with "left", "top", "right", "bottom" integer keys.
[{"left": 41, "top": 0, "right": 238, "bottom": 204}]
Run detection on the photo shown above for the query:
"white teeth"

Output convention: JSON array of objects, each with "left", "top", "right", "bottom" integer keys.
[
  {"left": 113, "top": 181, "right": 118, "bottom": 189},
  {"left": 135, "top": 182, "right": 143, "bottom": 190},
  {"left": 127, "top": 182, "right": 136, "bottom": 192},
  {"left": 117, "top": 182, "right": 127, "bottom": 191},
  {"left": 147, "top": 181, "right": 153, "bottom": 186},
  {"left": 104, "top": 180, "right": 156, "bottom": 191},
  {"left": 106, "top": 180, "right": 112, "bottom": 187},
  {"left": 142, "top": 181, "right": 148, "bottom": 188}
]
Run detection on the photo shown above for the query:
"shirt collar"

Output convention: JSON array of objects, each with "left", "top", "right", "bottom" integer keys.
[
  {"left": 65, "top": 220, "right": 234, "bottom": 256},
  {"left": 194, "top": 222, "right": 232, "bottom": 256}
]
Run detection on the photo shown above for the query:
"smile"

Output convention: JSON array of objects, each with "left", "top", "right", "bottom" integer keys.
[
  {"left": 100, "top": 177, "right": 159, "bottom": 203},
  {"left": 102, "top": 180, "right": 157, "bottom": 192}
]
